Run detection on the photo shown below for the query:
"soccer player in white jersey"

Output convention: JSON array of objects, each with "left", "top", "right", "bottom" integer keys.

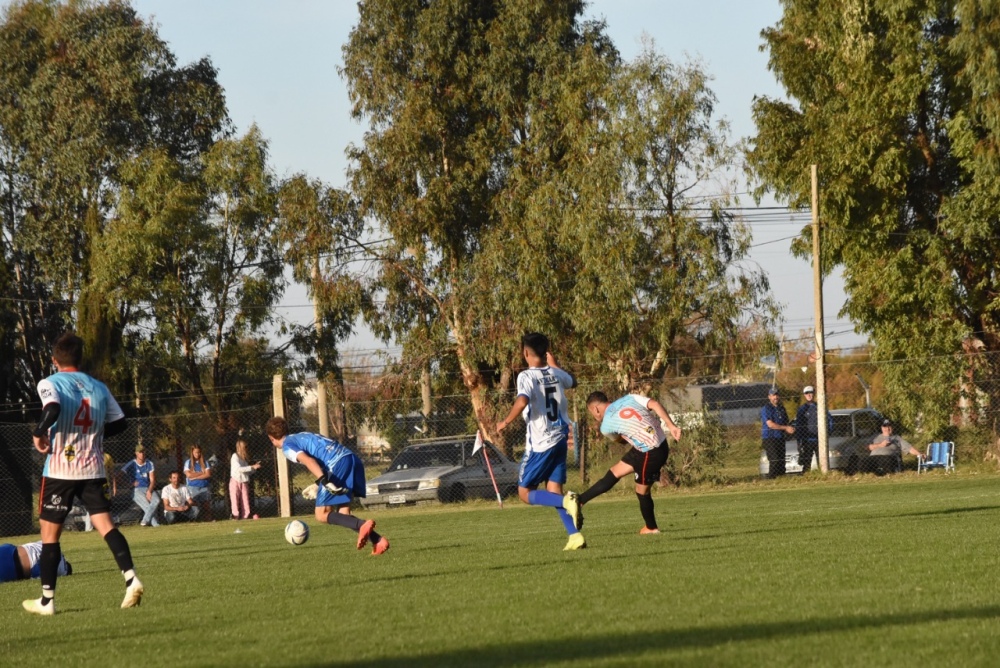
[
  {"left": 0, "top": 541, "right": 72, "bottom": 583},
  {"left": 496, "top": 333, "right": 585, "bottom": 551},
  {"left": 22, "top": 332, "right": 144, "bottom": 616},
  {"left": 577, "top": 391, "right": 682, "bottom": 535}
]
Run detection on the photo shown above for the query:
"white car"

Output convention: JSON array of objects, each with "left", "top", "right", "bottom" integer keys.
[
  {"left": 361, "top": 435, "right": 519, "bottom": 508},
  {"left": 759, "top": 408, "right": 884, "bottom": 475}
]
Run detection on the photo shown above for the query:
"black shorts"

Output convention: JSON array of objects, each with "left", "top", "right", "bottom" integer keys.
[
  {"left": 38, "top": 477, "right": 111, "bottom": 524},
  {"left": 621, "top": 442, "right": 670, "bottom": 486}
]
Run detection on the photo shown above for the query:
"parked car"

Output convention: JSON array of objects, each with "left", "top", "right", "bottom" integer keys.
[
  {"left": 361, "top": 435, "right": 519, "bottom": 508},
  {"left": 759, "top": 407, "right": 884, "bottom": 475}
]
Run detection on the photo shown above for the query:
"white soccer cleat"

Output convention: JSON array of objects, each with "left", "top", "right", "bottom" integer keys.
[
  {"left": 121, "top": 577, "right": 144, "bottom": 608},
  {"left": 22, "top": 597, "right": 55, "bottom": 616}
]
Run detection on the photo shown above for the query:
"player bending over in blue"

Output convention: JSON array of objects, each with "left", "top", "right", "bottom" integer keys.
[
  {"left": 266, "top": 417, "right": 389, "bottom": 556},
  {"left": 497, "top": 333, "right": 585, "bottom": 551},
  {"left": 575, "top": 391, "right": 682, "bottom": 535},
  {"left": 1, "top": 541, "right": 72, "bottom": 583}
]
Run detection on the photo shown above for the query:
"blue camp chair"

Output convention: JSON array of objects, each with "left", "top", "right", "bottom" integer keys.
[{"left": 917, "top": 441, "right": 954, "bottom": 473}]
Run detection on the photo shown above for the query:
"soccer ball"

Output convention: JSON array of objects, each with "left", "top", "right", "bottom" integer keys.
[{"left": 284, "top": 520, "right": 309, "bottom": 545}]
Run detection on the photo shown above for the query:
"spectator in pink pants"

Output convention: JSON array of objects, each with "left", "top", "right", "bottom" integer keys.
[{"left": 229, "top": 439, "right": 261, "bottom": 520}]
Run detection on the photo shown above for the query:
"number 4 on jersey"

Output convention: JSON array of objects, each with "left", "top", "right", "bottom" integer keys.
[{"left": 73, "top": 398, "right": 94, "bottom": 432}]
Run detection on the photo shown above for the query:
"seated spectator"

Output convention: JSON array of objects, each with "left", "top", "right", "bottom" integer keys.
[
  {"left": 121, "top": 445, "right": 161, "bottom": 527},
  {"left": 864, "top": 419, "right": 922, "bottom": 475},
  {"left": 0, "top": 541, "right": 72, "bottom": 583},
  {"left": 184, "top": 445, "right": 213, "bottom": 521},
  {"left": 162, "top": 471, "right": 200, "bottom": 524}
]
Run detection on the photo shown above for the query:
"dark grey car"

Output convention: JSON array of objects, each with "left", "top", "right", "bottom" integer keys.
[{"left": 361, "top": 435, "right": 519, "bottom": 508}]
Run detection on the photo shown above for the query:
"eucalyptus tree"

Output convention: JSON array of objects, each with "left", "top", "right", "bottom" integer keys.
[
  {"left": 343, "top": 0, "right": 618, "bottom": 438},
  {"left": 748, "top": 0, "right": 1000, "bottom": 434},
  {"left": 0, "top": 0, "right": 226, "bottom": 410},
  {"left": 277, "top": 175, "right": 367, "bottom": 439}
]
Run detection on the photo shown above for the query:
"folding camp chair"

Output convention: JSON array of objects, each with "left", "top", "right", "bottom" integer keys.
[{"left": 917, "top": 441, "right": 954, "bottom": 473}]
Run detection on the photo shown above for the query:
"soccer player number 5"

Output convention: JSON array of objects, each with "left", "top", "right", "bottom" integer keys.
[{"left": 544, "top": 386, "right": 559, "bottom": 422}]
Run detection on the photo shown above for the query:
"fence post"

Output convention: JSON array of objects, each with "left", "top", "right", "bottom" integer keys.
[{"left": 273, "top": 374, "right": 292, "bottom": 518}]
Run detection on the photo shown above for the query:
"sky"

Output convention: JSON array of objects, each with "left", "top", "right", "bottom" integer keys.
[{"left": 122, "top": 1, "right": 864, "bottom": 359}]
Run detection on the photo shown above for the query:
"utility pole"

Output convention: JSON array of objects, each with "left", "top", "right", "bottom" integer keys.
[
  {"left": 273, "top": 374, "right": 292, "bottom": 517},
  {"left": 811, "top": 165, "right": 829, "bottom": 473},
  {"left": 313, "top": 260, "right": 330, "bottom": 438}
]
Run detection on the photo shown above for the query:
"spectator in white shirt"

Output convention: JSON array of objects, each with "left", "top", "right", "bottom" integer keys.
[{"left": 161, "top": 471, "right": 199, "bottom": 524}]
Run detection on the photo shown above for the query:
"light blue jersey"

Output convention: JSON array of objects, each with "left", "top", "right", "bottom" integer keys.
[
  {"left": 282, "top": 432, "right": 365, "bottom": 504},
  {"left": 38, "top": 372, "right": 124, "bottom": 480},
  {"left": 600, "top": 394, "right": 666, "bottom": 452}
]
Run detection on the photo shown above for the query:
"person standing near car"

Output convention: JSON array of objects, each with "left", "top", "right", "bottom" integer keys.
[
  {"left": 496, "top": 333, "right": 585, "bottom": 551},
  {"left": 795, "top": 385, "right": 832, "bottom": 473},
  {"left": 761, "top": 388, "right": 794, "bottom": 478}
]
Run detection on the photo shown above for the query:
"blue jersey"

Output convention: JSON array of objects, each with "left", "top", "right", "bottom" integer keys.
[
  {"left": 600, "top": 394, "right": 666, "bottom": 452},
  {"left": 38, "top": 371, "right": 124, "bottom": 480},
  {"left": 282, "top": 432, "right": 352, "bottom": 473},
  {"left": 184, "top": 458, "right": 211, "bottom": 489},
  {"left": 121, "top": 459, "right": 155, "bottom": 488}
]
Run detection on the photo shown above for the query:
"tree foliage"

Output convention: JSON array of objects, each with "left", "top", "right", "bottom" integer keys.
[{"left": 748, "top": 0, "right": 1000, "bottom": 436}]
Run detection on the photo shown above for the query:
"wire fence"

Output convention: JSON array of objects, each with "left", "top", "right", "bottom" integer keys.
[{"left": 3, "top": 359, "right": 1000, "bottom": 538}]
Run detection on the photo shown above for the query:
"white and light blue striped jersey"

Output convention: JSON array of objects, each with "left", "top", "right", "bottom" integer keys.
[
  {"left": 38, "top": 372, "right": 124, "bottom": 480},
  {"left": 516, "top": 366, "right": 574, "bottom": 453},
  {"left": 282, "top": 432, "right": 352, "bottom": 472},
  {"left": 600, "top": 394, "right": 666, "bottom": 452}
]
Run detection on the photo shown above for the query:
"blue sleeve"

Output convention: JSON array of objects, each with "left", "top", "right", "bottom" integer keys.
[
  {"left": 761, "top": 406, "right": 769, "bottom": 426},
  {"left": 121, "top": 461, "right": 135, "bottom": 477}
]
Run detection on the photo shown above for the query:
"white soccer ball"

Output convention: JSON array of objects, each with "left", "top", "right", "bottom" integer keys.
[{"left": 284, "top": 520, "right": 309, "bottom": 545}]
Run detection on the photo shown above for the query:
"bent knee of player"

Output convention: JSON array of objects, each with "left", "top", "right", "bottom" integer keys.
[{"left": 517, "top": 487, "right": 531, "bottom": 504}]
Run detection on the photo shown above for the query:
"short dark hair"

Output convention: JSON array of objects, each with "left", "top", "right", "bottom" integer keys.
[
  {"left": 266, "top": 416, "right": 289, "bottom": 439},
  {"left": 586, "top": 391, "right": 608, "bottom": 405},
  {"left": 52, "top": 332, "right": 84, "bottom": 367},
  {"left": 521, "top": 332, "right": 549, "bottom": 359}
]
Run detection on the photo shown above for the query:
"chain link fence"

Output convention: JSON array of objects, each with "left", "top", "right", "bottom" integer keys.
[{"left": 4, "top": 356, "right": 1000, "bottom": 538}]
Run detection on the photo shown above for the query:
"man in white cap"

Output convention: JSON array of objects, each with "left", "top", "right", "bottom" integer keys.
[{"left": 795, "top": 386, "right": 831, "bottom": 473}]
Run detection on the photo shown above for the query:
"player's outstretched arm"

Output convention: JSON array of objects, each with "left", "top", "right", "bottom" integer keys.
[{"left": 648, "top": 399, "right": 682, "bottom": 442}]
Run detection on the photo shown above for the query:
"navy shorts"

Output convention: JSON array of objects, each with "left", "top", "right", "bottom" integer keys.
[
  {"left": 518, "top": 439, "right": 568, "bottom": 488},
  {"left": 0, "top": 543, "right": 19, "bottom": 583},
  {"left": 621, "top": 442, "right": 670, "bottom": 486}
]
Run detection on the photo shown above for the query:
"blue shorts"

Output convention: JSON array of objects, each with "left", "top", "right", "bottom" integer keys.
[
  {"left": 0, "top": 543, "right": 19, "bottom": 583},
  {"left": 315, "top": 452, "right": 367, "bottom": 507},
  {"left": 518, "top": 439, "right": 568, "bottom": 488}
]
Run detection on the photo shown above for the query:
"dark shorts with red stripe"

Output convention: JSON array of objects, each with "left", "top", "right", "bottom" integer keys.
[
  {"left": 38, "top": 477, "right": 111, "bottom": 524},
  {"left": 621, "top": 441, "right": 670, "bottom": 486}
]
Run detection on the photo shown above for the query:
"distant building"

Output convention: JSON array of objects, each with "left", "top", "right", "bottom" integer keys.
[{"left": 663, "top": 383, "right": 772, "bottom": 426}]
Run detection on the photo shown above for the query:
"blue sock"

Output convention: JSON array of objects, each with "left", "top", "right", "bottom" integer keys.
[
  {"left": 556, "top": 508, "right": 577, "bottom": 535},
  {"left": 527, "top": 490, "right": 564, "bottom": 508}
]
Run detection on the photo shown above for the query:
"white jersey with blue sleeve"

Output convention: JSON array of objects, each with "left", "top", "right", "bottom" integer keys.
[
  {"left": 600, "top": 394, "right": 666, "bottom": 452},
  {"left": 38, "top": 372, "right": 124, "bottom": 480},
  {"left": 516, "top": 366, "right": 575, "bottom": 453},
  {"left": 21, "top": 541, "right": 71, "bottom": 578},
  {"left": 282, "top": 432, "right": 352, "bottom": 472}
]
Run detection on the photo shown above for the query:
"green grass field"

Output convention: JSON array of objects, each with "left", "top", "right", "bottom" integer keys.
[{"left": 3, "top": 472, "right": 1000, "bottom": 667}]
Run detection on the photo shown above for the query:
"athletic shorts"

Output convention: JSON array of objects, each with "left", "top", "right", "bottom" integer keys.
[
  {"left": 518, "top": 438, "right": 568, "bottom": 489},
  {"left": 38, "top": 477, "right": 111, "bottom": 524},
  {"left": 0, "top": 543, "right": 19, "bottom": 583},
  {"left": 315, "top": 452, "right": 367, "bottom": 507},
  {"left": 621, "top": 442, "right": 670, "bottom": 486}
]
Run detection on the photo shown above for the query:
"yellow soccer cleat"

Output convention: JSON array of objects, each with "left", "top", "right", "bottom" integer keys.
[
  {"left": 563, "top": 532, "right": 587, "bottom": 551},
  {"left": 562, "top": 491, "right": 583, "bottom": 530}
]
